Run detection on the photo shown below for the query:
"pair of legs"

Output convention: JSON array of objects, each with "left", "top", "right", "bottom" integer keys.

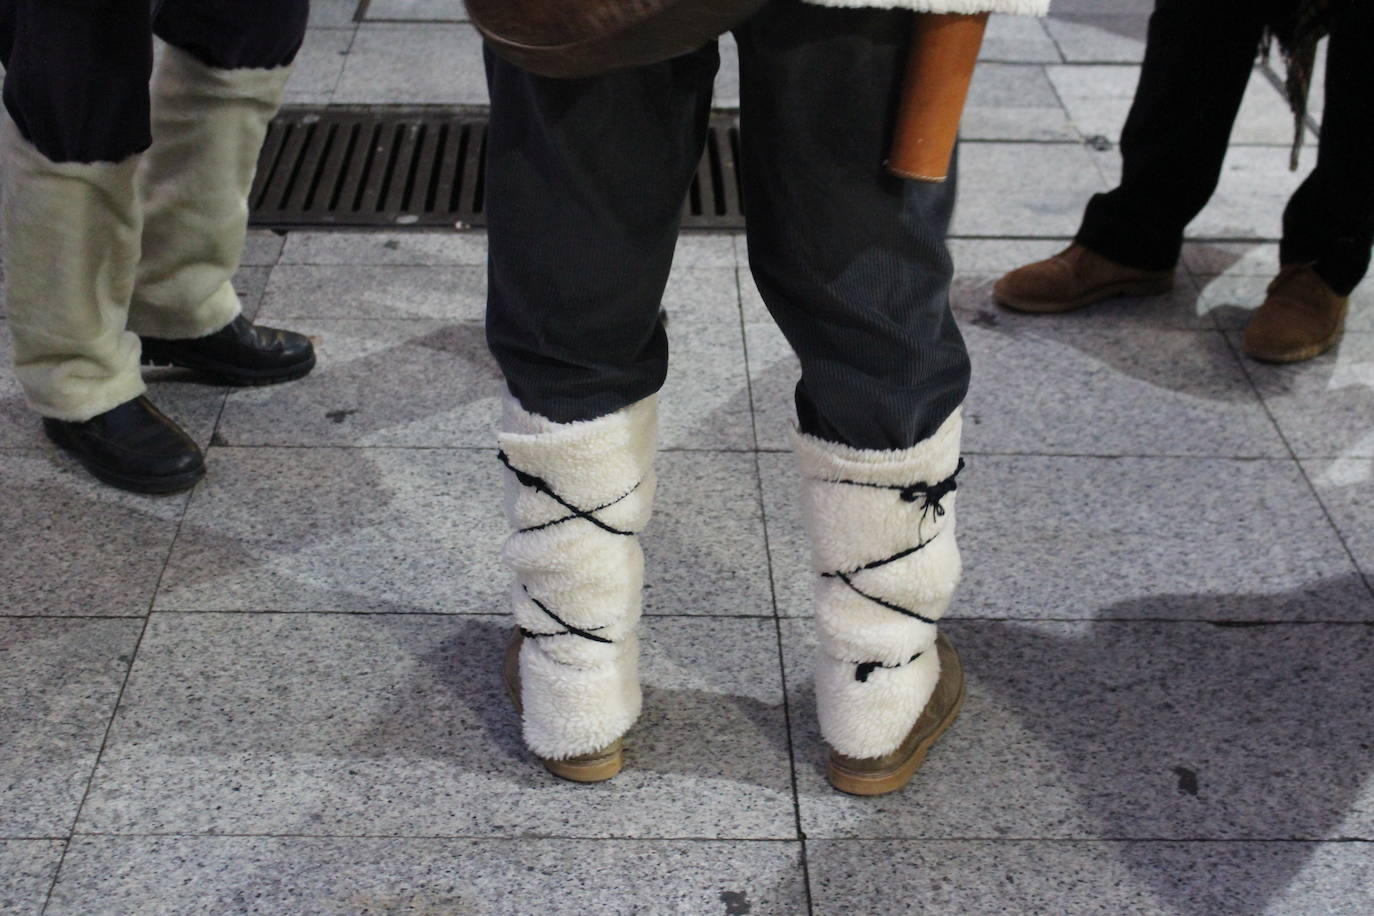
[
  {"left": 1078, "top": 0, "right": 1374, "bottom": 292},
  {"left": 996, "top": 0, "right": 1372, "bottom": 361},
  {"left": 486, "top": 1, "right": 970, "bottom": 792},
  {"left": 0, "top": 0, "right": 314, "bottom": 490}
]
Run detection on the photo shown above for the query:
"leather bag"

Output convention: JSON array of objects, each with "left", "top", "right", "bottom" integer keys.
[{"left": 465, "top": 0, "right": 769, "bottom": 78}]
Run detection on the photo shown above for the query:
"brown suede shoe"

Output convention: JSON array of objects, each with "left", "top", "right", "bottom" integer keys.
[
  {"left": 993, "top": 243, "right": 1175, "bottom": 314},
  {"left": 1242, "top": 264, "right": 1349, "bottom": 364},
  {"left": 502, "top": 629, "right": 624, "bottom": 783},
  {"left": 827, "top": 633, "right": 965, "bottom": 797}
]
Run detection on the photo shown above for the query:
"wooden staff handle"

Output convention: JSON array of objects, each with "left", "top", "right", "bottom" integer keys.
[{"left": 887, "top": 12, "right": 989, "bottom": 183}]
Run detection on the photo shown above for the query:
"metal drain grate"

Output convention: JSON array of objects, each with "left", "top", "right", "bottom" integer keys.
[{"left": 249, "top": 107, "right": 746, "bottom": 231}]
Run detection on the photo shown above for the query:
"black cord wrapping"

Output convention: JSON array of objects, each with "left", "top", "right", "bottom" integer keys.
[
  {"left": 519, "top": 587, "right": 612, "bottom": 645},
  {"left": 498, "top": 450, "right": 640, "bottom": 537},
  {"left": 500, "top": 450, "right": 644, "bottom": 646},
  {"left": 855, "top": 652, "right": 923, "bottom": 684},
  {"left": 820, "top": 458, "right": 964, "bottom": 682}
]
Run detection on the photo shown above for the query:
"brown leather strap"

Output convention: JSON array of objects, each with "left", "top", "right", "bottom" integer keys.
[{"left": 887, "top": 12, "right": 989, "bottom": 183}]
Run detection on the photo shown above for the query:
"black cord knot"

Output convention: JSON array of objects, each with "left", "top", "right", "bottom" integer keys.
[{"left": 899, "top": 458, "right": 965, "bottom": 517}]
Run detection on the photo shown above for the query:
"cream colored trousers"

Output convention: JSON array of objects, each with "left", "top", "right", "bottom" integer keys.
[{"left": 0, "top": 46, "right": 290, "bottom": 421}]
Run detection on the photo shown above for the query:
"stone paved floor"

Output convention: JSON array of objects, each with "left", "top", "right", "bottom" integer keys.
[{"left": 2, "top": 2, "right": 1373, "bottom": 914}]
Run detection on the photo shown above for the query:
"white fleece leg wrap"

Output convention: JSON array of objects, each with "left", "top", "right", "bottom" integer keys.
[
  {"left": 0, "top": 117, "right": 147, "bottom": 422},
  {"left": 499, "top": 394, "right": 658, "bottom": 759},
  {"left": 128, "top": 45, "right": 290, "bottom": 340},
  {"left": 796, "top": 410, "right": 964, "bottom": 759}
]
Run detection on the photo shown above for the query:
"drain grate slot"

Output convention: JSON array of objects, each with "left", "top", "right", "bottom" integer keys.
[{"left": 250, "top": 108, "right": 745, "bottom": 230}]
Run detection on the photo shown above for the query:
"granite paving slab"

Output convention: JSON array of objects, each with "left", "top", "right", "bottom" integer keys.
[
  {"left": 278, "top": 230, "right": 488, "bottom": 267},
  {"left": 1050, "top": 0, "right": 1150, "bottom": 11},
  {"left": 0, "top": 840, "right": 64, "bottom": 916},
  {"left": 1182, "top": 241, "right": 1281, "bottom": 278},
  {"left": 960, "top": 323, "right": 1287, "bottom": 458},
  {"left": 214, "top": 317, "right": 501, "bottom": 448},
  {"left": 276, "top": 229, "right": 733, "bottom": 270},
  {"left": 954, "top": 455, "right": 1371, "bottom": 621},
  {"left": 0, "top": 451, "right": 190, "bottom": 617},
  {"left": 1181, "top": 144, "right": 1319, "bottom": 241},
  {"left": 282, "top": 28, "right": 354, "bottom": 105},
  {"left": 1092, "top": 146, "right": 1319, "bottom": 242},
  {"left": 333, "top": 25, "right": 487, "bottom": 106},
  {"left": 755, "top": 452, "right": 807, "bottom": 619},
  {"left": 240, "top": 231, "right": 285, "bottom": 267},
  {"left": 642, "top": 451, "right": 772, "bottom": 618},
  {"left": 0, "top": 618, "right": 142, "bottom": 835},
  {"left": 223, "top": 296, "right": 749, "bottom": 451},
  {"left": 782, "top": 619, "right": 1374, "bottom": 840},
  {"left": 715, "top": 32, "right": 740, "bottom": 109},
  {"left": 48, "top": 836, "right": 805, "bottom": 916},
  {"left": 1044, "top": 14, "right": 1148, "bottom": 64},
  {"left": 1047, "top": 64, "right": 1299, "bottom": 146},
  {"left": 949, "top": 238, "right": 1069, "bottom": 275},
  {"left": 809, "top": 839, "right": 1374, "bottom": 916},
  {"left": 741, "top": 272, "right": 1258, "bottom": 456},
  {"left": 257, "top": 264, "right": 486, "bottom": 321},
  {"left": 78, "top": 614, "right": 796, "bottom": 839},
  {"left": 1302, "top": 458, "right": 1374, "bottom": 588},
  {"left": 658, "top": 270, "right": 754, "bottom": 451},
  {"left": 154, "top": 446, "right": 504, "bottom": 614},
  {"left": 230, "top": 265, "right": 272, "bottom": 321},
  {"left": 760, "top": 452, "right": 1372, "bottom": 622},
  {"left": 1238, "top": 331, "right": 1374, "bottom": 459},
  {"left": 951, "top": 143, "right": 1109, "bottom": 238},
  {"left": 978, "top": 15, "right": 1062, "bottom": 64},
  {"left": 364, "top": 0, "right": 467, "bottom": 21},
  {"left": 741, "top": 316, "right": 798, "bottom": 453},
  {"left": 963, "top": 64, "right": 1077, "bottom": 141},
  {"left": 158, "top": 448, "right": 772, "bottom": 617},
  {"left": 308, "top": 0, "right": 359, "bottom": 29}
]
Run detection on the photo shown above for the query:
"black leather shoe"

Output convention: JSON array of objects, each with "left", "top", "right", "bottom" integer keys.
[
  {"left": 140, "top": 315, "right": 316, "bottom": 386},
  {"left": 43, "top": 397, "right": 205, "bottom": 494}
]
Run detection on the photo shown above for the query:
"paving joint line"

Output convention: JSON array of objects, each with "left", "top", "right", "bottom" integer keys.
[
  {"left": 732, "top": 260, "right": 817, "bottom": 915},
  {"left": 1220, "top": 332, "right": 1374, "bottom": 602},
  {"left": 38, "top": 482, "right": 198, "bottom": 914}
]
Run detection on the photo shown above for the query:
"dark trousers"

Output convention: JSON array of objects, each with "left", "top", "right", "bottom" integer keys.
[
  {"left": 484, "top": 0, "right": 969, "bottom": 451},
  {"left": 1077, "top": 0, "right": 1374, "bottom": 295},
  {"left": 0, "top": 0, "right": 309, "bottom": 164}
]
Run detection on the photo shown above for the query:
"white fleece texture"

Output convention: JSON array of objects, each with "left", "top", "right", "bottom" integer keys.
[
  {"left": 800, "top": 0, "right": 1049, "bottom": 15},
  {"left": 129, "top": 46, "right": 291, "bottom": 339},
  {"left": 796, "top": 410, "right": 963, "bottom": 758},
  {"left": 499, "top": 394, "right": 658, "bottom": 759},
  {"left": 0, "top": 117, "right": 148, "bottom": 421},
  {"left": 817, "top": 646, "right": 941, "bottom": 760}
]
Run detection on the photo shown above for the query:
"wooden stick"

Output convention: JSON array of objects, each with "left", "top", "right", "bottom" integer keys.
[{"left": 887, "top": 12, "right": 990, "bottom": 183}]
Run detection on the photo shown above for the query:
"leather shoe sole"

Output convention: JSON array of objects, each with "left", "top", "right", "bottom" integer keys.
[
  {"left": 140, "top": 346, "right": 316, "bottom": 387},
  {"left": 995, "top": 273, "right": 1174, "bottom": 314},
  {"left": 826, "top": 634, "right": 966, "bottom": 797}
]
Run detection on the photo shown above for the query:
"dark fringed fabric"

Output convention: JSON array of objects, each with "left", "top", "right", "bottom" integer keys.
[{"left": 1263, "top": 0, "right": 1350, "bottom": 169}]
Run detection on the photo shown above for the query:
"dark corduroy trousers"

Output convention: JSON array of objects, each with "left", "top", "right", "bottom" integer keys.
[
  {"left": 1077, "top": 0, "right": 1374, "bottom": 295},
  {"left": 484, "top": 0, "right": 970, "bottom": 451},
  {"left": 0, "top": 0, "right": 309, "bottom": 164}
]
